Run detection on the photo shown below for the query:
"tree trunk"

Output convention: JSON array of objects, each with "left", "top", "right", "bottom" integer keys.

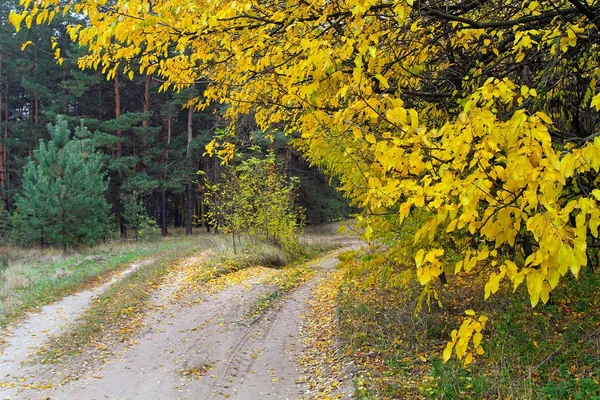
[
  {"left": 161, "top": 188, "right": 168, "bottom": 236},
  {"left": 114, "top": 74, "right": 127, "bottom": 238},
  {"left": 137, "top": 75, "right": 151, "bottom": 158},
  {"left": 143, "top": 75, "right": 151, "bottom": 127},
  {"left": 186, "top": 183, "right": 194, "bottom": 235},
  {"left": 0, "top": 40, "right": 5, "bottom": 219},
  {"left": 186, "top": 106, "right": 194, "bottom": 236},
  {"left": 34, "top": 98, "right": 39, "bottom": 125},
  {"left": 114, "top": 74, "right": 122, "bottom": 159},
  {"left": 2, "top": 70, "right": 8, "bottom": 214},
  {"left": 0, "top": 63, "right": 10, "bottom": 211},
  {"left": 154, "top": 194, "right": 160, "bottom": 224},
  {"left": 161, "top": 118, "right": 172, "bottom": 237},
  {"left": 173, "top": 196, "right": 179, "bottom": 228}
]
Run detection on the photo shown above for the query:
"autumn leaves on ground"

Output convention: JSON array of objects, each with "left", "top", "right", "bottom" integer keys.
[{"left": 0, "top": 227, "right": 361, "bottom": 399}]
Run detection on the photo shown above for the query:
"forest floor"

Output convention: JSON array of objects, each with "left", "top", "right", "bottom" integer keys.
[{"left": 0, "top": 233, "right": 362, "bottom": 400}]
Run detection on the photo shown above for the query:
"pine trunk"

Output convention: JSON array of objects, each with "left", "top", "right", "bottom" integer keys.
[
  {"left": 161, "top": 189, "right": 167, "bottom": 236},
  {"left": 114, "top": 74, "right": 122, "bottom": 159},
  {"left": 114, "top": 74, "right": 127, "bottom": 238},
  {"left": 186, "top": 106, "right": 193, "bottom": 236},
  {"left": 0, "top": 40, "right": 4, "bottom": 216},
  {"left": 137, "top": 75, "right": 151, "bottom": 158},
  {"left": 161, "top": 118, "right": 172, "bottom": 237},
  {"left": 2, "top": 66, "right": 8, "bottom": 213},
  {"left": 143, "top": 75, "right": 151, "bottom": 128}
]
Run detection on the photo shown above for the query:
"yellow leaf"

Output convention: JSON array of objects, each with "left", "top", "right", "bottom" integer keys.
[
  {"left": 463, "top": 352, "right": 473, "bottom": 366},
  {"left": 386, "top": 107, "right": 407, "bottom": 125},
  {"left": 446, "top": 219, "right": 458, "bottom": 233},
  {"left": 21, "top": 40, "right": 33, "bottom": 51},
  {"left": 540, "top": 282, "right": 551, "bottom": 304},
  {"left": 443, "top": 342, "right": 454, "bottom": 362},
  {"left": 473, "top": 332, "right": 483, "bottom": 348},
  {"left": 526, "top": 270, "right": 543, "bottom": 307},
  {"left": 25, "top": 14, "right": 34, "bottom": 29},
  {"left": 409, "top": 109, "right": 419, "bottom": 128},
  {"left": 375, "top": 74, "right": 389, "bottom": 89},
  {"left": 592, "top": 93, "right": 600, "bottom": 111},
  {"left": 9, "top": 12, "right": 25, "bottom": 32},
  {"left": 415, "top": 249, "right": 425, "bottom": 267}
]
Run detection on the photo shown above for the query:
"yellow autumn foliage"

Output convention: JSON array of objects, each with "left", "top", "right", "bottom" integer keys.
[{"left": 13, "top": 0, "right": 600, "bottom": 365}]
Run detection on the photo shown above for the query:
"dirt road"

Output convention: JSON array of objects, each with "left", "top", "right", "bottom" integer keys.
[{"left": 0, "top": 244, "right": 358, "bottom": 399}]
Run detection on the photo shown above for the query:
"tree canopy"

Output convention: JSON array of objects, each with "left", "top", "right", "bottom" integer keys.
[{"left": 13, "top": 0, "right": 600, "bottom": 363}]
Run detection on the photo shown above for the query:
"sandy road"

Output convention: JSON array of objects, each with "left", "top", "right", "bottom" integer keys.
[
  {"left": 0, "top": 259, "right": 155, "bottom": 386},
  {"left": 0, "top": 243, "right": 359, "bottom": 400}
]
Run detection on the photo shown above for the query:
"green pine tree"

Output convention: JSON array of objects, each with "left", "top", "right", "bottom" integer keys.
[
  {"left": 122, "top": 192, "right": 159, "bottom": 241},
  {"left": 10, "top": 116, "right": 111, "bottom": 248}
]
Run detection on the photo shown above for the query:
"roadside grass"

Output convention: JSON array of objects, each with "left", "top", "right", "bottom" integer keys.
[
  {"left": 248, "top": 263, "right": 315, "bottom": 323},
  {"left": 0, "top": 235, "right": 212, "bottom": 328},
  {"left": 241, "top": 231, "right": 355, "bottom": 323},
  {"left": 421, "top": 272, "right": 600, "bottom": 400},
  {"left": 335, "top": 220, "right": 600, "bottom": 398}
]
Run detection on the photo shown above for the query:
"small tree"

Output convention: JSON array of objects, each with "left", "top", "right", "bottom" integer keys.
[
  {"left": 10, "top": 117, "right": 111, "bottom": 248},
  {"left": 205, "top": 152, "right": 302, "bottom": 253},
  {"left": 122, "top": 192, "right": 159, "bottom": 241}
]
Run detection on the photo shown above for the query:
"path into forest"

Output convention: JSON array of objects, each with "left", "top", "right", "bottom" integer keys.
[{"left": 0, "top": 236, "right": 361, "bottom": 399}]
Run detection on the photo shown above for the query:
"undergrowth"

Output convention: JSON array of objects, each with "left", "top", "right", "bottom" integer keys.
[
  {"left": 248, "top": 264, "right": 314, "bottom": 323},
  {"left": 335, "top": 218, "right": 600, "bottom": 399}
]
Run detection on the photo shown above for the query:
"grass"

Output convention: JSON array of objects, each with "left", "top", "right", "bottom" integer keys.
[
  {"left": 333, "top": 216, "right": 600, "bottom": 399},
  {"left": 419, "top": 272, "right": 600, "bottom": 400},
  {"left": 0, "top": 236, "right": 217, "bottom": 328},
  {"left": 240, "top": 225, "right": 354, "bottom": 322},
  {"left": 248, "top": 263, "right": 314, "bottom": 323}
]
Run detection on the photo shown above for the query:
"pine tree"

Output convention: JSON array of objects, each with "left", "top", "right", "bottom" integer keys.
[
  {"left": 122, "top": 192, "right": 158, "bottom": 241},
  {"left": 10, "top": 116, "right": 111, "bottom": 248}
]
